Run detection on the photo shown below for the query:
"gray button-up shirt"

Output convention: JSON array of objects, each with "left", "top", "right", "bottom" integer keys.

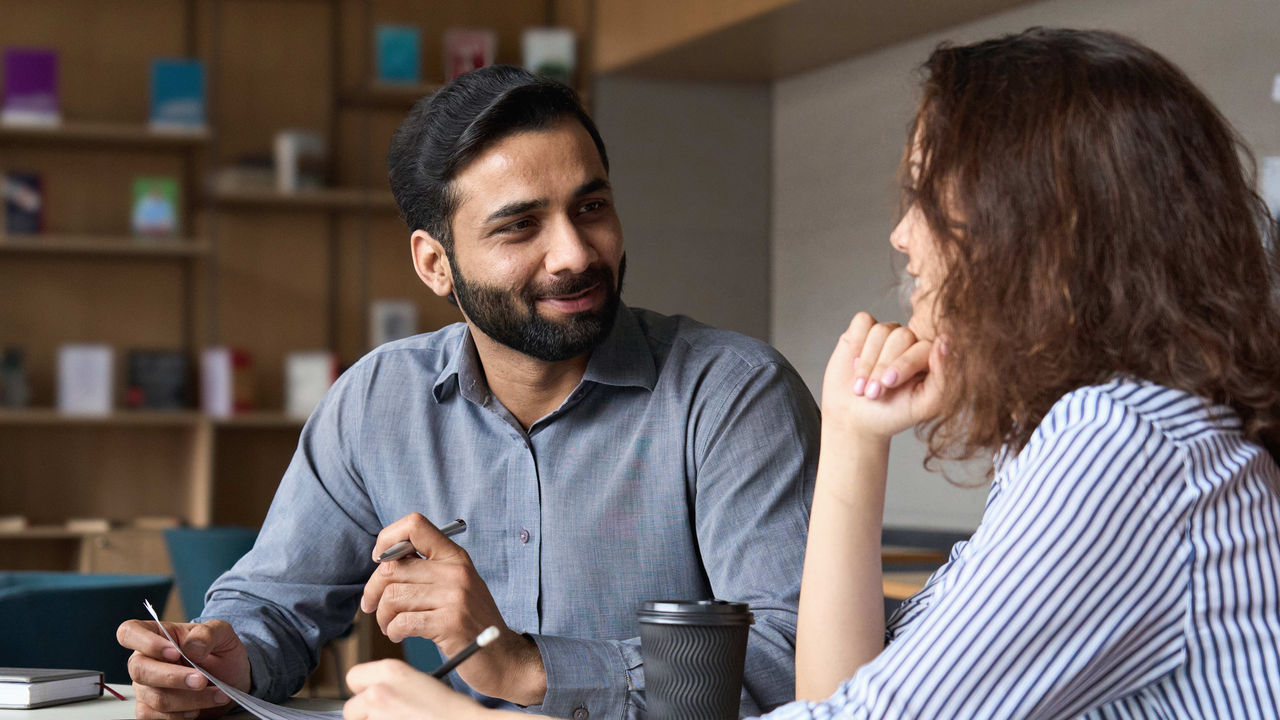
[{"left": 200, "top": 305, "right": 820, "bottom": 718}]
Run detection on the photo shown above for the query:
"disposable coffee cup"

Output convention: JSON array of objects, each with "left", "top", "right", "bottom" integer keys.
[{"left": 638, "top": 599, "right": 754, "bottom": 720}]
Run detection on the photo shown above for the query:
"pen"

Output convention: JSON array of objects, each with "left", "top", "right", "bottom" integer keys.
[
  {"left": 431, "top": 626, "right": 500, "bottom": 679},
  {"left": 376, "top": 518, "right": 466, "bottom": 563}
]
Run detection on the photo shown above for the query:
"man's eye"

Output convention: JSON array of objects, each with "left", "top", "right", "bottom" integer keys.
[
  {"left": 500, "top": 218, "right": 535, "bottom": 234},
  {"left": 579, "top": 199, "right": 606, "bottom": 214}
]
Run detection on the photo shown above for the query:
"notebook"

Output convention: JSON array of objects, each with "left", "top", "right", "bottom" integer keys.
[{"left": 0, "top": 667, "right": 103, "bottom": 708}]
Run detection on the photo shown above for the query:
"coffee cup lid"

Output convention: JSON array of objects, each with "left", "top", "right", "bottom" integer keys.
[{"left": 637, "top": 599, "right": 754, "bottom": 626}]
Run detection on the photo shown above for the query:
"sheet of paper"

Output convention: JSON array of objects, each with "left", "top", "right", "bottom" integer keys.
[
  {"left": 144, "top": 600, "right": 344, "bottom": 720},
  {"left": 1262, "top": 156, "right": 1280, "bottom": 221}
]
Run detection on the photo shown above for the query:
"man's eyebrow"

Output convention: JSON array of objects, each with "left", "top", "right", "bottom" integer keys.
[
  {"left": 575, "top": 178, "right": 611, "bottom": 197},
  {"left": 485, "top": 198, "right": 547, "bottom": 225}
]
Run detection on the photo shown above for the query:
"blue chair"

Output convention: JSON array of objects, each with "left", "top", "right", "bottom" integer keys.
[
  {"left": 403, "top": 636, "right": 443, "bottom": 672},
  {"left": 0, "top": 571, "right": 172, "bottom": 684},
  {"left": 164, "top": 525, "right": 356, "bottom": 696},
  {"left": 163, "top": 526, "right": 258, "bottom": 619}
]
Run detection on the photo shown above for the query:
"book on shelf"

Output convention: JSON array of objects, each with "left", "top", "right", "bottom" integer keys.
[
  {"left": 56, "top": 344, "right": 113, "bottom": 416},
  {"left": 209, "top": 154, "right": 275, "bottom": 194},
  {"left": 0, "top": 668, "right": 104, "bottom": 709},
  {"left": 522, "top": 27, "right": 576, "bottom": 86},
  {"left": 201, "top": 347, "right": 254, "bottom": 418},
  {"left": 1, "top": 47, "right": 61, "bottom": 126},
  {"left": 284, "top": 350, "right": 337, "bottom": 421},
  {"left": 0, "top": 347, "right": 29, "bottom": 408},
  {"left": 125, "top": 349, "right": 190, "bottom": 410},
  {"left": 369, "top": 299, "right": 418, "bottom": 349},
  {"left": 133, "top": 515, "right": 181, "bottom": 530},
  {"left": 131, "top": 176, "right": 180, "bottom": 241},
  {"left": 443, "top": 28, "right": 495, "bottom": 81},
  {"left": 273, "top": 129, "right": 326, "bottom": 193},
  {"left": 375, "top": 24, "right": 422, "bottom": 85},
  {"left": 149, "top": 58, "right": 206, "bottom": 131},
  {"left": 64, "top": 518, "right": 114, "bottom": 533},
  {"left": 0, "top": 516, "right": 28, "bottom": 532},
  {"left": 3, "top": 171, "right": 44, "bottom": 235}
]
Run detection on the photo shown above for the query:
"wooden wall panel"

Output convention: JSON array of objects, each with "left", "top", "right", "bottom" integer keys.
[
  {"left": 211, "top": 0, "right": 333, "bottom": 168},
  {"left": 3, "top": 148, "right": 190, "bottom": 236},
  {"left": 0, "top": 425, "right": 198, "bottom": 524},
  {"left": 0, "top": 257, "right": 188, "bottom": 404},
  {"left": 209, "top": 427, "right": 299, "bottom": 527},
  {"left": 0, "top": 0, "right": 189, "bottom": 123},
  {"left": 212, "top": 213, "right": 330, "bottom": 409}
]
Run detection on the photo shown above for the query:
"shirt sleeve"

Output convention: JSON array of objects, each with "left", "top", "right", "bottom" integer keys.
[
  {"left": 197, "top": 362, "right": 384, "bottom": 703},
  {"left": 525, "top": 361, "right": 820, "bottom": 720},
  {"left": 757, "top": 388, "right": 1193, "bottom": 720}
]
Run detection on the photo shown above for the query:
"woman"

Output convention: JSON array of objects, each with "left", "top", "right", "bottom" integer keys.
[{"left": 343, "top": 28, "right": 1280, "bottom": 719}]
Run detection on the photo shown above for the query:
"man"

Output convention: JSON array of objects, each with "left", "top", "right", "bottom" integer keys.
[{"left": 118, "top": 65, "right": 819, "bottom": 720}]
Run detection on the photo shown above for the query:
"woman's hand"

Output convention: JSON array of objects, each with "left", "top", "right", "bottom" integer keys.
[
  {"left": 821, "top": 312, "right": 947, "bottom": 441},
  {"left": 343, "top": 660, "right": 522, "bottom": 720}
]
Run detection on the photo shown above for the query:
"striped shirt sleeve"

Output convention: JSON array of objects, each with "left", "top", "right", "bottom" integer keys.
[{"left": 762, "top": 387, "right": 1193, "bottom": 719}]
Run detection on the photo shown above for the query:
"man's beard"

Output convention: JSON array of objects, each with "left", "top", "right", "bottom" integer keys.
[{"left": 451, "top": 254, "right": 626, "bottom": 362}]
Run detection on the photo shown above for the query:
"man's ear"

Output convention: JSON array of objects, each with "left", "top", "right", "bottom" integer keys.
[{"left": 411, "top": 230, "right": 454, "bottom": 299}]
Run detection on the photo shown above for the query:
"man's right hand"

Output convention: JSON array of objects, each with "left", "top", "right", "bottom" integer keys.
[{"left": 116, "top": 618, "right": 251, "bottom": 719}]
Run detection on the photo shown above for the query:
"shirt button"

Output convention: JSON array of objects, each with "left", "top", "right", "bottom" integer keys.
[
  {"left": 519, "top": 528, "right": 531, "bottom": 544},
  {"left": 572, "top": 707, "right": 588, "bottom": 720}
]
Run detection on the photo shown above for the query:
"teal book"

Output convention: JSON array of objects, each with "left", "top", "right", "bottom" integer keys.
[
  {"left": 149, "top": 58, "right": 205, "bottom": 129},
  {"left": 375, "top": 25, "right": 421, "bottom": 84}
]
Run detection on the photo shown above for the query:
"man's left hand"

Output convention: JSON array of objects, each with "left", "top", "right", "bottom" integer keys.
[{"left": 361, "top": 513, "right": 548, "bottom": 706}]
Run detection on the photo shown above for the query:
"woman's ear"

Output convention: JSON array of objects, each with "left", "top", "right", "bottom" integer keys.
[{"left": 411, "top": 230, "right": 453, "bottom": 299}]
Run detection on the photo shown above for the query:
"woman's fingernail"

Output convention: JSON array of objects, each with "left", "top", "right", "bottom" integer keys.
[
  {"left": 881, "top": 368, "right": 899, "bottom": 387},
  {"left": 186, "top": 673, "right": 203, "bottom": 689},
  {"left": 940, "top": 338, "right": 949, "bottom": 355},
  {"left": 162, "top": 647, "right": 181, "bottom": 662},
  {"left": 852, "top": 377, "right": 866, "bottom": 395},
  {"left": 866, "top": 380, "right": 882, "bottom": 399},
  {"left": 215, "top": 690, "right": 229, "bottom": 704}
]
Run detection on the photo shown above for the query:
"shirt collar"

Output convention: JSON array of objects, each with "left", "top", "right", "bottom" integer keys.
[
  {"left": 581, "top": 303, "right": 657, "bottom": 391},
  {"left": 431, "top": 303, "right": 657, "bottom": 404},
  {"left": 432, "top": 328, "right": 487, "bottom": 404}
]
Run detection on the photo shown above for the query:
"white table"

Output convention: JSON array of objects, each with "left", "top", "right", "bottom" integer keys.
[{"left": 0, "top": 684, "right": 344, "bottom": 719}]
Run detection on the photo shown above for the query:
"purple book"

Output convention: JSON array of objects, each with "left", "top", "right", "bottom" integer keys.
[{"left": 2, "top": 48, "right": 60, "bottom": 124}]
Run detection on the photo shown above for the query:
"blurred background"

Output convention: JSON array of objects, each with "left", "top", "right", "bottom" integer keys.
[{"left": 1, "top": 0, "right": 1277, "bottom": 691}]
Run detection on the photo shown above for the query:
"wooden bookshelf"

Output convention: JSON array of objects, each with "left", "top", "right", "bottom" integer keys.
[
  {"left": 209, "top": 186, "right": 398, "bottom": 212},
  {"left": 0, "top": 234, "right": 209, "bottom": 258},
  {"left": 340, "top": 82, "right": 441, "bottom": 109},
  {"left": 0, "top": 409, "right": 203, "bottom": 427},
  {"left": 0, "top": 120, "right": 211, "bottom": 149},
  {"left": 1, "top": 0, "right": 590, "bottom": 690},
  {"left": 211, "top": 412, "right": 307, "bottom": 429}
]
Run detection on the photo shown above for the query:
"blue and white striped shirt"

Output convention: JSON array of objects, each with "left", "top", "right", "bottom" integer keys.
[{"left": 764, "top": 379, "right": 1280, "bottom": 719}]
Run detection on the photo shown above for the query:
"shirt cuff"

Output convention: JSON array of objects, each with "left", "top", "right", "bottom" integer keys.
[{"left": 525, "top": 633, "right": 640, "bottom": 720}]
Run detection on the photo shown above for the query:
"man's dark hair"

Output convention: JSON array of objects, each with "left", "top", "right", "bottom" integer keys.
[{"left": 387, "top": 65, "right": 608, "bottom": 252}]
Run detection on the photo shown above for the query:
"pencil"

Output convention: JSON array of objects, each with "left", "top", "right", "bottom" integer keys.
[{"left": 431, "top": 626, "right": 500, "bottom": 679}]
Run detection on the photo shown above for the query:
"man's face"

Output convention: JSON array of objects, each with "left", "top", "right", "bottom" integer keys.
[{"left": 445, "top": 119, "right": 624, "bottom": 362}]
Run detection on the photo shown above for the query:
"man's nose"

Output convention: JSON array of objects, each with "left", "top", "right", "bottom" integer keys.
[{"left": 543, "top": 216, "right": 597, "bottom": 276}]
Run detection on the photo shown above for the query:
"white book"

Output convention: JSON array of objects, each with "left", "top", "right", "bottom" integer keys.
[
  {"left": 56, "top": 344, "right": 113, "bottom": 415},
  {"left": 284, "top": 351, "right": 336, "bottom": 421},
  {"left": 0, "top": 668, "right": 103, "bottom": 709},
  {"left": 201, "top": 347, "right": 232, "bottom": 417}
]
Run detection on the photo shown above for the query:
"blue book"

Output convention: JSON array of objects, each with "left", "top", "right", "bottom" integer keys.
[
  {"left": 375, "top": 25, "right": 421, "bottom": 84},
  {"left": 149, "top": 58, "right": 205, "bottom": 129}
]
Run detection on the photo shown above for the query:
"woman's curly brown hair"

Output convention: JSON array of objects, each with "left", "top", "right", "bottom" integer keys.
[{"left": 907, "top": 28, "right": 1280, "bottom": 466}]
